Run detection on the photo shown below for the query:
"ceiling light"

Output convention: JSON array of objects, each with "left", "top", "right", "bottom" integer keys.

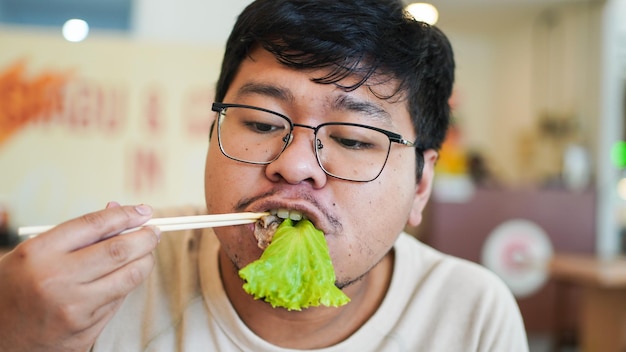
[
  {"left": 62, "top": 19, "right": 90, "bottom": 42},
  {"left": 405, "top": 2, "right": 439, "bottom": 25}
]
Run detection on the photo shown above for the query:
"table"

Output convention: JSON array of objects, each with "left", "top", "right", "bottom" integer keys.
[{"left": 550, "top": 253, "right": 626, "bottom": 352}]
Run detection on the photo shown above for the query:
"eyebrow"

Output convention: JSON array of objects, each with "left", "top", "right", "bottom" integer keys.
[
  {"left": 332, "top": 95, "right": 392, "bottom": 123},
  {"left": 235, "top": 82, "right": 295, "bottom": 103}
]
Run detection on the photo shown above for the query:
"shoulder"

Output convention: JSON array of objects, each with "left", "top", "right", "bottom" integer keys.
[
  {"left": 394, "top": 232, "right": 510, "bottom": 294},
  {"left": 389, "top": 233, "right": 529, "bottom": 351}
]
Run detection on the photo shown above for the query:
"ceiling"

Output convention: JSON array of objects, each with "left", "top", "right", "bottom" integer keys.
[
  {"left": 0, "top": 0, "right": 132, "bottom": 31},
  {"left": 0, "top": 0, "right": 608, "bottom": 36}
]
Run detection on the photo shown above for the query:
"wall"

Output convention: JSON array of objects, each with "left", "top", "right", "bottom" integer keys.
[
  {"left": 132, "top": 0, "right": 252, "bottom": 45},
  {"left": 438, "top": 2, "right": 603, "bottom": 187},
  {"left": 0, "top": 29, "right": 224, "bottom": 226}
]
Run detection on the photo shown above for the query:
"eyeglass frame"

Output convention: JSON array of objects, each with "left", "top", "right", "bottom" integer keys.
[{"left": 211, "top": 102, "right": 420, "bottom": 182}]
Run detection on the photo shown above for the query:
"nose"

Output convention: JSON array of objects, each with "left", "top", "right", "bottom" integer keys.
[{"left": 264, "top": 126, "right": 328, "bottom": 187}]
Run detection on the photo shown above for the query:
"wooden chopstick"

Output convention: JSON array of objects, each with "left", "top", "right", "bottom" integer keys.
[{"left": 18, "top": 212, "right": 269, "bottom": 237}]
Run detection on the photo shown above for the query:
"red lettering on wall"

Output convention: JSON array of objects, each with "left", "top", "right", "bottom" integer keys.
[
  {"left": 67, "top": 82, "right": 93, "bottom": 129},
  {"left": 128, "top": 146, "right": 164, "bottom": 194},
  {"left": 54, "top": 80, "right": 127, "bottom": 134},
  {"left": 143, "top": 88, "right": 163, "bottom": 135}
]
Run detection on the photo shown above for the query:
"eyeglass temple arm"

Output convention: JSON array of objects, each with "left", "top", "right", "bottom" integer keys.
[{"left": 390, "top": 137, "right": 417, "bottom": 148}]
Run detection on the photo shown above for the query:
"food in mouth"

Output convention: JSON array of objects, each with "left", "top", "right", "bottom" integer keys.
[
  {"left": 239, "top": 213, "right": 350, "bottom": 310},
  {"left": 253, "top": 209, "right": 302, "bottom": 249},
  {"left": 253, "top": 214, "right": 280, "bottom": 250}
]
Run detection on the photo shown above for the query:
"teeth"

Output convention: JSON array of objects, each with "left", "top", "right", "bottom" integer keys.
[
  {"left": 289, "top": 212, "right": 303, "bottom": 221},
  {"left": 271, "top": 208, "right": 304, "bottom": 221}
]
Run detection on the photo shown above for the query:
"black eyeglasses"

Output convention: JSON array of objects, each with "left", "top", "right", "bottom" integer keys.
[{"left": 212, "top": 102, "right": 417, "bottom": 182}]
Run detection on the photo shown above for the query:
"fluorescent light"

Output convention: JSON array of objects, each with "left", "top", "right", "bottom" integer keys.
[
  {"left": 62, "top": 19, "right": 90, "bottom": 42},
  {"left": 406, "top": 2, "right": 439, "bottom": 25}
]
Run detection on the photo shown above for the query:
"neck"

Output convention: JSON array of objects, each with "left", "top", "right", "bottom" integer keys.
[{"left": 219, "top": 249, "right": 394, "bottom": 349}]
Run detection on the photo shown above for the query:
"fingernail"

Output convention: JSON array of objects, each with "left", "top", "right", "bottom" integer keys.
[
  {"left": 135, "top": 204, "right": 152, "bottom": 216},
  {"left": 106, "top": 201, "right": 120, "bottom": 209}
]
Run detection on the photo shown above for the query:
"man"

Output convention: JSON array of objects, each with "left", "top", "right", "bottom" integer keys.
[{"left": 0, "top": 0, "right": 529, "bottom": 350}]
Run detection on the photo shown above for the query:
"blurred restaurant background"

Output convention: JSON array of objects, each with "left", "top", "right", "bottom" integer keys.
[{"left": 0, "top": 0, "right": 625, "bottom": 351}]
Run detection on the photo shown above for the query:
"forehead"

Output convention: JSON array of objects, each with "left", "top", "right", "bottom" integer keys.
[{"left": 224, "top": 48, "right": 411, "bottom": 127}]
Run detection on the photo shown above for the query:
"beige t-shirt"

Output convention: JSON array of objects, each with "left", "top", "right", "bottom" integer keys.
[{"left": 93, "top": 229, "right": 529, "bottom": 351}]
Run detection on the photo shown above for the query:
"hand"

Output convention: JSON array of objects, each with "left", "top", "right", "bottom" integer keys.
[{"left": 0, "top": 202, "right": 160, "bottom": 352}]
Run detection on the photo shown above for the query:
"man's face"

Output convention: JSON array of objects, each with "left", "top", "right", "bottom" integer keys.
[{"left": 205, "top": 48, "right": 436, "bottom": 288}]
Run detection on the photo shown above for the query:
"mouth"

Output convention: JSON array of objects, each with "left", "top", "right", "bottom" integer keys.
[
  {"left": 269, "top": 208, "right": 306, "bottom": 222},
  {"left": 253, "top": 208, "right": 308, "bottom": 249}
]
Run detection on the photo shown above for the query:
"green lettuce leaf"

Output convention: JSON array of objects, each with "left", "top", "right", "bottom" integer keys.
[{"left": 238, "top": 218, "right": 350, "bottom": 310}]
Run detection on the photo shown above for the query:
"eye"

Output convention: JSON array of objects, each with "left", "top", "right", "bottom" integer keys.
[
  {"left": 330, "top": 135, "right": 375, "bottom": 150},
  {"left": 244, "top": 121, "right": 283, "bottom": 133},
  {"left": 324, "top": 124, "right": 386, "bottom": 150}
]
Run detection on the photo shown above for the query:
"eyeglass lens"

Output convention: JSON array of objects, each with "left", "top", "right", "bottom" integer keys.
[{"left": 217, "top": 106, "right": 392, "bottom": 181}]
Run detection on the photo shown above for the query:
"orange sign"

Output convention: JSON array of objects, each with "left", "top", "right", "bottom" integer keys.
[{"left": 0, "top": 60, "right": 69, "bottom": 145}]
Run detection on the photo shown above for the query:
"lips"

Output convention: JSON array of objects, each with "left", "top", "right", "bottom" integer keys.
[{"left": 247, "top": 195, "right": 330, "bottom": 235}]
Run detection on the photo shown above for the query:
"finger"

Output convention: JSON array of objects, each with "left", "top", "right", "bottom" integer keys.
[
  {"left": 82, "top": 252, "right": 155, "bottom": 313},
  {"left": 86, "top": 298, "right": 125, "bottom": 338},
  {"left": 74, "top": 295, "right": 125, "bottom": 336},
  {"left": 70, "top": 226, "right": 160, "bottom": 283},
  {"left": 36, "top": 204, "right": 154, "bottom": 253},
  {"left": 55, "top": 298, "right": 125, "bottom": 352},
  {"left": 91, "top": 296, "right": 125, "bottom": 325}
]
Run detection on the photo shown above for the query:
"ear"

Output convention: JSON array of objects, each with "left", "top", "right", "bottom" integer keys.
[{"left": 407, "top": 149, "right": 438, "bottom": 227}]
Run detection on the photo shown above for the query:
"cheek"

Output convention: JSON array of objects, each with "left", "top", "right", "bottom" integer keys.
[
  {"left": 368, "top": 154, "right": 418, "bottom": 221},
  {"left": 329, "top": 176, "right": 416, "bottom": 278},
  {"left": 215, "top": 229, "right": 263, "bottom": 270},
  {"left": 361, "top": 180, "right": 414, "bottom": 235},
  {"left": 204, "top": 143, "right": 250, "bottom": 214},
  {"left": 204, "top": 146, "right": 221, "bottom": 213}
]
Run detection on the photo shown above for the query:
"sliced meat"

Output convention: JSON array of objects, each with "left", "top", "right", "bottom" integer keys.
[{"left": 254, "top": 214, "right": 281, "bottom": 249}]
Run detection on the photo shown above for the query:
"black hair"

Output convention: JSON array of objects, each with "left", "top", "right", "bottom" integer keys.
[{"left": 215, "top": 0, "right": 455, "bottom": 179}]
